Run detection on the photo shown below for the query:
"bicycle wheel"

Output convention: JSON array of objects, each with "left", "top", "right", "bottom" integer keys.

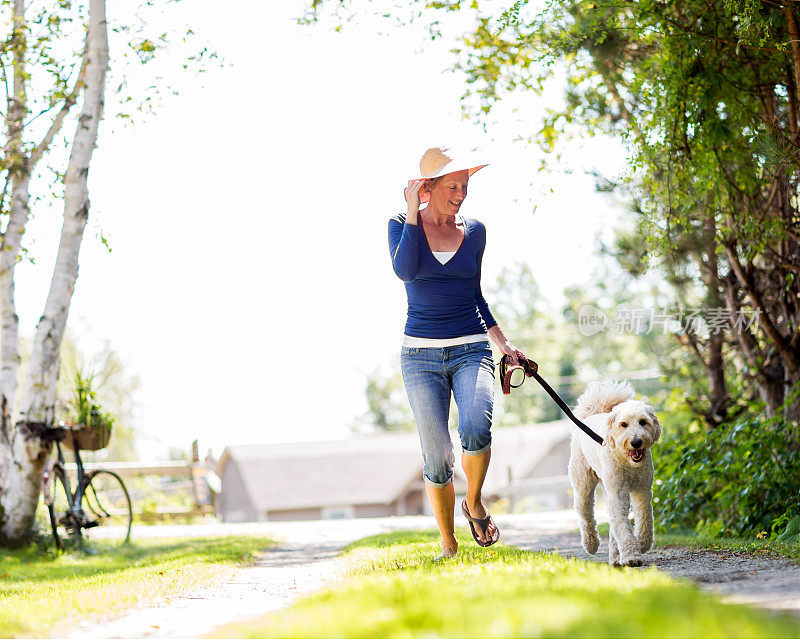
[
  {"left": 80, "top": 469, "right": 132, "bottom": 545},
  {"left": 44, "top": 467, "right": 82, "bottom": 549}
]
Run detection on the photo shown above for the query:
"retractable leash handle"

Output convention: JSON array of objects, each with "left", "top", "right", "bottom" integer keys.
[
  {"left": 500, "top": 355, "right": 537, "bottom": 395},
  {"left": 498, "top": 354, "right": 605, "bottom": 446}
]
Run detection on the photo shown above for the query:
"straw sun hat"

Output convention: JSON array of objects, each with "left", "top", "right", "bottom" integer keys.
[{"left": 414, "top": 146, "right": 488, "bottom": 204}]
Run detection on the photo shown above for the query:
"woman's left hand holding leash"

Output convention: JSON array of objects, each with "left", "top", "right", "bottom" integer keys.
[
  {"left": 488, "top": 325, "right": 524, "bottom": 366},
  {"left": 499, "top": 341, "right": 525, "bottom": 367}
]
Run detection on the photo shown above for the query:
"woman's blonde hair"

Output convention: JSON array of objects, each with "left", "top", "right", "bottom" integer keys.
[{"left": 421, "top": 175, "right": 444, "bottom": 197}]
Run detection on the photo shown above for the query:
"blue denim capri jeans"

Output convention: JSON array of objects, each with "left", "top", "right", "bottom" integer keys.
[{"left": 400, "top": 340, "right": 495, "bottom": 488}]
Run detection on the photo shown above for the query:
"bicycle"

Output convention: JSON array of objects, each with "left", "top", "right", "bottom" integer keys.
[{"left": 35, "top": 422, "right": 133, "bottom": 549}]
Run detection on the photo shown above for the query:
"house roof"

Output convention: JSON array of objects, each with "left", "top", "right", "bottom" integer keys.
[
  {"left": 217, "top": 419, "right": 573, "bottom": 512},
  {"left": 479, "top": 419, "right": 573, "bottom": 491}
]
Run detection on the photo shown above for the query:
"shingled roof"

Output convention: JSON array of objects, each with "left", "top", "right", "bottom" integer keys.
[{"left": 217, "top": 419, "right": 573, "bottom": 512}]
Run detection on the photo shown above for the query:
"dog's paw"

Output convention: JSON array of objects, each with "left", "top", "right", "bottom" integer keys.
[
  {"left": 619, "top": 554, "right": 643, "bottom": 567},
  {"left": 636, "top": 526, "right": 654, "bottom": 553},
  {"left": 581, "top": 528, "right": 600, "bottom": 554},
  {"left": 608, "top": 538, "right": 619, "bottom": 567}
]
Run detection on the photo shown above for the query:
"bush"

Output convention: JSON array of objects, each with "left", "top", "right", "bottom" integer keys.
[{"left": 654, "top": 388, "right": 800, "bottom": 538}]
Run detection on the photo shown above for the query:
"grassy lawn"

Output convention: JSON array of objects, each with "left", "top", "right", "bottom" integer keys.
[
  {"left": 585, "top": 503, "right": 800, "bottom": 557},
  {"left": 594, "top": 522, "right": 800, "bottom": 560},
  {"left": 214, "top": 529, "right": 800, "bottom": 639},
  {"left": 657, "top": 532, "right": 800, "bottom": 561},
  {"left": 0, "top": 535, "right": 273, "bottom": 638}
]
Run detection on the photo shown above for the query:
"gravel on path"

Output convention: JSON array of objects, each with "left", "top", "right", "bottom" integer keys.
[{"left": 499, "top": 516, "right": 800, "bottom": 617}]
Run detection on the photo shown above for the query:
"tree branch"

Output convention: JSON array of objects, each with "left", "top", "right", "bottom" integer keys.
[
  {"left": 29, "top": 55, "right": 88, "bottom": 168},
  {"left": 724, "top": 241, "right": 798, "bottom": 374},
  {"left": 784, "top": 4, "right": 800, "bottom": 114},
  {"left": 787, "top": 62, "right": 799, "bottom": 135},
  {"left": 0, "top": 170, "right": 10, "bottom": 217}
]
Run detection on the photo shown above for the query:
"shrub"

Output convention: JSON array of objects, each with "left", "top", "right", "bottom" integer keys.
[{"left": 654, "top": 387, "right": 800, "bottom": 537}]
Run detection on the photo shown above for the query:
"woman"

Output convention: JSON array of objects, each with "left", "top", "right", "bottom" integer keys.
[{"left": 387, "top": 147, "right": 525, "bottom": 560}]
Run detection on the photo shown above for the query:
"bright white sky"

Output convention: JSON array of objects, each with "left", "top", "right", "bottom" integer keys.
[{"left": 13, "top": 1, "right": 631, "bottom": 459}]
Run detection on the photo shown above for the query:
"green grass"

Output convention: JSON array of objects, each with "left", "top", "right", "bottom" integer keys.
[
  {"left": 593, "top": 522, "right": 800, "bottom": 561},
  {"left": 657, "top": 532, "right": 800, "bottom": 561},
  {"left": 214, "top": 530, "right": 800, "bottom": 639},
  {"left": 0, "top": 535, "right": 273, "bottom": 638}
]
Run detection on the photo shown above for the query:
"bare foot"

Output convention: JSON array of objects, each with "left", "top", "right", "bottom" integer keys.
[{"left": 434, "top": 543, "right": 458, "bottom": 561}]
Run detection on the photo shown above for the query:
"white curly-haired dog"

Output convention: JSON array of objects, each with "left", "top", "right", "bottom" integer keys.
[{"left": 568, "top": 379, "right": 662, "bottom": 567}]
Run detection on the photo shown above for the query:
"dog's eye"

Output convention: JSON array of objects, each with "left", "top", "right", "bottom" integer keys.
[
  {"left": 620, "top": 421, "right": 628, "bottom": 428},
  {"left": 639, "top": 418, "right": 647, "bottom": 426}
]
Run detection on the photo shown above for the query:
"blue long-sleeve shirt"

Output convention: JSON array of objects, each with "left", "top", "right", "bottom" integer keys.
[{"left": 388, "top": 212, "right": 497, "bottom": 338}]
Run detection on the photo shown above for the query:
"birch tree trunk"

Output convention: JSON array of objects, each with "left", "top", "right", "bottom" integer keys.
[
  {"left": 0, "top": 0, "right": 108, "bottom": 545},
  {"left": 0, "top": 0, "right": 31, "bottom": 488}
]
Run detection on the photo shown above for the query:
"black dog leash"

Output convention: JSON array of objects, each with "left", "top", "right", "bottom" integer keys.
[{"left": 499, "top": 354, "right": 605, "bottom": 446}]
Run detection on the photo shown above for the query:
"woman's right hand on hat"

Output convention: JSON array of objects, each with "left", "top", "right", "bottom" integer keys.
[{"left": 404, "top": 179, "right": 424, "bottom": 213}]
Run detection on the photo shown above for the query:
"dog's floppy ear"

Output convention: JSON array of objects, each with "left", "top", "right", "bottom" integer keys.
[
  {"left": 648, "top": 408, "right": 662, "bottom": 442},
  {"left": 605, "top": 410, "right": 616, "bottom": 447}
]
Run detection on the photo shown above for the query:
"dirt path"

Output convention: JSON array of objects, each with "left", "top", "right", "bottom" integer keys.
[
  {"left": 65, "top": 511, "right": 800, "bottom": 638},
  {"left": 65, "top": 516, "right": 444, "bottom": 639},
  {"left": 499, "top": 517, "right": 800, "bottom": 617},
  {"left": 66, "top": 540, "right": 347, "bottom": 639}
]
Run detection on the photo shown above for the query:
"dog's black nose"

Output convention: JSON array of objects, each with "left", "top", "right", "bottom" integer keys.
[{"left": 631, "top": 437, "right": 643, "bottom": 448}]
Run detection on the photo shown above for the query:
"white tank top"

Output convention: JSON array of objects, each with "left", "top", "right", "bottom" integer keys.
[
  {"left": 402, "top": 332, "right": 490, "bottom": 348},
  {"left": 431, "top": 250, "right": 456, "bottom": 264}
]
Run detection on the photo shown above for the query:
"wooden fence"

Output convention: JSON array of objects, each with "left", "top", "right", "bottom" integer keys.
[{"left": 63, "top": 441, "right": 219, "bottom": 521}]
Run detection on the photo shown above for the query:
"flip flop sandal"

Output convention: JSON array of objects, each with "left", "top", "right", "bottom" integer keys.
[{"left": 461, "top": 499, "right": 500, "bottom": 547}]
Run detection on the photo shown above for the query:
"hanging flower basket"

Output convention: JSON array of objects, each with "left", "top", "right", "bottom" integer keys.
[
  {"left": 63, "top": 421, "right": 112, "bottom": 451},
  {"left": 61, "top": 370, "right": 115, "bottom": 451}
]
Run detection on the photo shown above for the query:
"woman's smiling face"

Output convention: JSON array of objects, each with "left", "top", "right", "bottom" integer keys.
[{"left": 428, "top": 169, "right": 469, "bottom": 215}]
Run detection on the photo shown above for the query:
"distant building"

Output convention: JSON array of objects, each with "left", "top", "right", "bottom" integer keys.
[{"left": 215, "top": 419, "right": 573, "bottom": 522}]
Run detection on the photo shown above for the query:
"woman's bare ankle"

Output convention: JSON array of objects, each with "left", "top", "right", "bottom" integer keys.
[{"left": 466, "top": 497, "right": 487, "bottom": 518}]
